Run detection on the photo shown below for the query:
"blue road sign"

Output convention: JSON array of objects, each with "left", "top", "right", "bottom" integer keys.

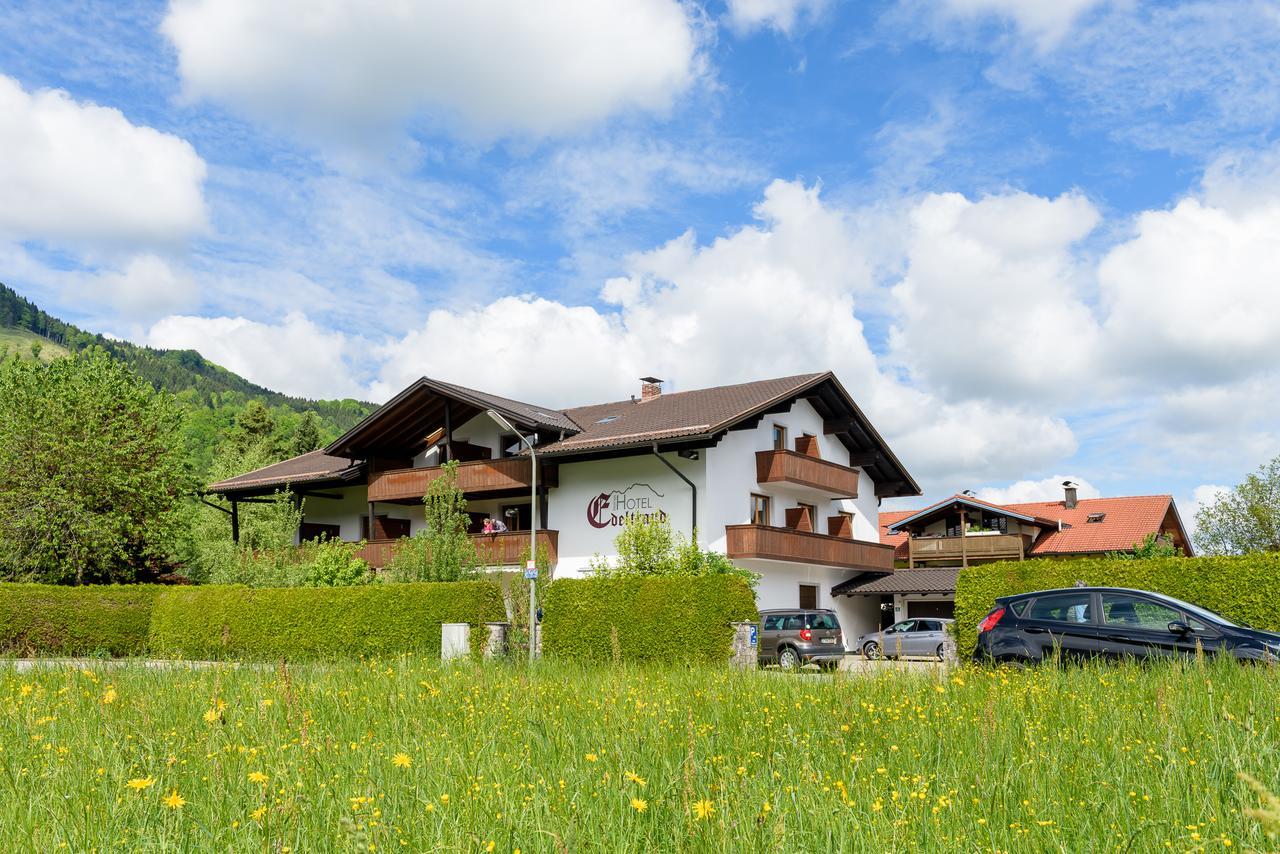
[{"left": 749, "top": 625, "right": 758, "bottom": 647}]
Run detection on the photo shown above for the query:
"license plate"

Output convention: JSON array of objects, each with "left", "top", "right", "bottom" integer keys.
[{"left": 820, "top": 637, "right": 836, "bottom": 644}]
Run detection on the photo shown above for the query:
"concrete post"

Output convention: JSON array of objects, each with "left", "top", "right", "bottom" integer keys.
[
  {"left": 942, "top": 625, "right": 959, "bottom": 666},
  {"left": 484, "top": 622, "right": 509, "bottom": 660},
  {"left": 730, "top": 621, "right": 757, "bottom": 670},
  {"left": 441, "top": 623, "right": 470, "bottom": 661}
]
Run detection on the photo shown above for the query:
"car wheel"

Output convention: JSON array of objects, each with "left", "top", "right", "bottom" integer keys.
[
  {"left": 863, "top": 641, "right": 882, "bottom": 660},
  {"left": 935, "top": 644, "right": 945, "bottom": 661},
  {"left": 778, "top": 647, "right": 801, "bottom": 671}
]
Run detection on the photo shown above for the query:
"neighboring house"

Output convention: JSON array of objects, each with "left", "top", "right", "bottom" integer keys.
[
  {"left": 207, "top": 372, "right": 921, "bottom": 644},
  {"left": 831, "top": 485, "right": 1193, "bottom": 625}
]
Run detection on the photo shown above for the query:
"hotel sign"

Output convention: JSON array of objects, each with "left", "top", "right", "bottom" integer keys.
[{"left": 586, "top": 483, "right": 669, "bottom": 529}]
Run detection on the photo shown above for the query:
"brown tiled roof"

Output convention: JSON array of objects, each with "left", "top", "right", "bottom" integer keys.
[
  {"left": 878, "top": 495, "right": 1187, "bottom": 559},
  {"left": 423, "top": 377, "right": 579, "bottom": 433},
  {"left": 207, "top": 450, "right": 363, "bottom": 494},
  {"left": 541, "top": 373, "right": 828, "bottom": 455},
  {"left": 837, "top": 567, "right": 958, "bottom": 596}
]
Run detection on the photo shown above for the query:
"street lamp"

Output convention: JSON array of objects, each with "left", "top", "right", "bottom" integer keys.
[{"left": 485, "top": 409, "right": 538, "bottom": 663}]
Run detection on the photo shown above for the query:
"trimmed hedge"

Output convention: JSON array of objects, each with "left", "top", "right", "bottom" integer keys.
[
  {"left": 954, "top": 553, "right": 1280, "bottom": 657},
  {"left": 148, "top": 581, "right": 506, "bottom": 660},
  {"left": 541, "top": 575, "right": 759, "bottom": 664},
  {"left": 0, "top": 583, "right": 157, "bottom": 657}
]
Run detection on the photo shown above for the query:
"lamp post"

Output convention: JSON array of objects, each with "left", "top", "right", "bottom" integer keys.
[{"left": 485, "top": 409, "right": 538, "bottom": 663}]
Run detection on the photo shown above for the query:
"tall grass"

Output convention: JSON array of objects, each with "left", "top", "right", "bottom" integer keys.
[{"left": 1, "top": 657, "right": 1276, "bottom": 851}]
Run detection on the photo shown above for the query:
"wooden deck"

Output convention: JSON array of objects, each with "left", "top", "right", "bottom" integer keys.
[
  {"left": 725, "top": 524, "right": 894, "bottom": 571},
  {"left": 755, "top": 450, "right": 860, "bottom": 497},
  {"left": 908, "top": 533, "right": 1024, "bottom": 566},
  {"left": 354, "top": 530, "right": 558, "bottom": 569}
]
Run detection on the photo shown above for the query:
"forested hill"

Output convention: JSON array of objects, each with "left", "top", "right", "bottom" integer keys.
[{"left": 0, "top": 282, "right": 377, "bottom": 477}]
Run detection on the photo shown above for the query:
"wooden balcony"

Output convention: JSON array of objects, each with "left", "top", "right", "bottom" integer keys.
[
  {"left": 367, "top": 458, "right": 556, "bottom": 502},
  {"left": 755, "top": 450, "right": 860, "bottom": 497},
  {"left": 354, "top": 530, "right": 558, "bottom": 569},
  {"left": 908, "top": 533, "right": 1025, "bottom": 566},
  {"left": 725, "top": 524, "right": 895, "bottom": 571}
]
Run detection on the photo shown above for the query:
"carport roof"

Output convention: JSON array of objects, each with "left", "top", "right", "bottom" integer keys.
[{"left": 834, "top": 568, "right": 958, "bottom": 596}]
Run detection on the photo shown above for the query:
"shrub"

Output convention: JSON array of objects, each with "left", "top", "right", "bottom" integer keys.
[
  {"left": 954, "top": 553, "right": 1280, "bottom": 656},
  {"left": 0, "top": 583, "right": 157, "bottom": 657},
  {"left": 149, "top": 581, "right": 505, "bottom": 660},
  {"left": 541, "top": 575, "right": 758, "bottom": 664}
]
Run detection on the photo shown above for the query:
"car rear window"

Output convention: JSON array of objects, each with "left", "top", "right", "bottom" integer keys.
[
  {"left": 1026, "top": 593, "right": 1092, "bottom": 624},
  {"left": 1008, "top": 600, "right": 1029, "bottom": 617},
  {"left": 808, "top": 613, "right": 839, "bottom": 630}
]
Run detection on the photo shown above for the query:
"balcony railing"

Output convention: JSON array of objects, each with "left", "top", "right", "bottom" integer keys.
[
  {"left": 354, "top": 530, "right": 558, "bottom": 569},
  {"left": 908, "top": 533, "right": 1024, "bottom": 565},
  {"left": 755, "top": 450, "right": 860, "bottom": 497},
  {"left": 367, "top": 458, "right": 556, "bottom": 502},
  {"left": 725, "top": 524, "right": 894, "bottom": 571}
]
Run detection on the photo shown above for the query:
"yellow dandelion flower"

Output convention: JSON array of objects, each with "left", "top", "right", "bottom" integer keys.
[
  {"left": 162, "top": 790, "right": 187, "bottom": 809},
  {"left": 584, "top": 753, "right": 598, "bottom": 762},
  {"left": 251, "top": 806, "right": 267, "bottom": 822},
  {"left": 248, "top": 771, "right": 269, "bottom": 784},
  {"left": 485, "top": 842, "right": 495, "bottom": 853},
  {"left": 692, "top": 799, "right": 715, "bottom": 820},
  {"left": 203, "top": 709, "right": 221, "bottom": 723},
  {"left": 20, "top": 684, "right": 33, "bottom": 697},
  {"left": 392, "top": 753, "right": 412, "bottom": 769},
  {"left": 102, "top": 687, "right": 117, "bottom": 704},
  {"left": 125, "top": 777, "right": 156, "bottom": 791},
  {"left": 439, "top": 794, "right": 449, "bottom": 804},
  {"left": 630, "top": 797, "right": 648, "bottom": 812},
  {"left": 624, "top": 771, "right": 647, "bottom": 787}
]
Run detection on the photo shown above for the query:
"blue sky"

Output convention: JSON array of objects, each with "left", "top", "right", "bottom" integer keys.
[{"left": 2, "top": 0, "right": 1279, "bottom": 523}]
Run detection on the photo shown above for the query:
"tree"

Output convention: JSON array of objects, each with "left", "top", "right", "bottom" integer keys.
[
  {"left": 384, "top": 461, "right": 480, "bottom": 582},
  {"left": 1196, "top": 456, "right": 1280, "bottom": 555},
  {"left": 228, "top": 400, "right": 277, "bottom": 457},
  {"left": 291, "top": 411, "right": 322, "bottom": 456},
  {"left": 0, "top": 348, "right": 188, "bottom": 583},
  {"left": 1107, "top": 532, "right": 1181, "bottom": 560},
  {"left": 590, "top": 515, "right": 759, "bottom": 588}
]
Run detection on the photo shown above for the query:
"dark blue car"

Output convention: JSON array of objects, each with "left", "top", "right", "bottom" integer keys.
[{"left": 975, "top": 587, "right": 1280, "bottom": 664}]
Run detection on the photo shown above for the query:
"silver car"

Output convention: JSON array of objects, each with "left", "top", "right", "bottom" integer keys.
[{"left": 855, "top": 618, "right": 953, "bottom": 660}]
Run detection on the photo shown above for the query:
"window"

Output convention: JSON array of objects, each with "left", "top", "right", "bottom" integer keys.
[
  {"left": 980, "top": 514, "right": 1008, "bottom": 533},
  {"left": 764, "top": 615, "right": 786, "bottom": 631},
  {"left": 499, "top": 434, "right": 522, "bottom": 458},
  {"left": 798, "top": 583, "right": 818, "bottom": 610},
  {"left": 1101, "top": 594, "right": 1182, "bottom": 631},
  {"left": 808, "top": 613, "right": 839, "bottom": 630},
  {"left": 1087, "top": 512, "right": 1107, "bottom": 523},
  {"left": 1026, "top": 593, "right": 1093, "bottom": 624},
  {"left": 772, "top": 423, "right": 787, "bottom": 451},
  {"left": 750, "top": 494, "right": 771, "bottom": 526},
  {"left": 783, "top": 614, "right": 805, "bottom": 630},
  {"left": 596, "top": 415, "right": 619, "bottom": 425},
  {"left": 299, "top": 522, "right": 341, "bottom": 542},
  {"left": 889, "top": 620, "right": 916, "bottom": 634}
]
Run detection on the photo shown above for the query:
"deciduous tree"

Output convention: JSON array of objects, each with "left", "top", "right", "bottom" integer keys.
[{"left": 1196, "top": 456, "right": 1280, "bottom": 555}]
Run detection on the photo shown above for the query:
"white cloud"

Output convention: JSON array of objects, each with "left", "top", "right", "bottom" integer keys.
[
  {"left": 162, "top": 0, "right": 704, "bottom": 140},
  {"left": 86, "top": 254, "right": 196, "bottom": 317},
  {"left": 934, "top": 0, "right": 1112, "bottom": 48},
  {"left": 887, "top": 190, "right": 1102, "bottom": 403},
  {"left": 0, "top": 74, "right": 206, "bottom": 244},
  {"left": 144, "top": 313, "right": 365, "bottom": 400},
  {"left": 976, "top": 475, "right": 1099, "bottom": 505},
  {"left": 725, "top": 0, "right": 829, "bottom": 35},
  {"left": 373, "top": 179, "right": 1079, "bottom": 486}
]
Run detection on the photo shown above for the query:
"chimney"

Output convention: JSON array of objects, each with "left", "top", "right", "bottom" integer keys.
[
  {"left": 1062, "top": 480, "right": 1078, "bottom": 509},
  {"left": 639, "top": 376, "right": 664, "bottom": 401}
]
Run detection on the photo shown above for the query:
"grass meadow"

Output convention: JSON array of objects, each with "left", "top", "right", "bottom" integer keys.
[{"left": 2, "top": 657, "right": 1278, "bottom": 852}]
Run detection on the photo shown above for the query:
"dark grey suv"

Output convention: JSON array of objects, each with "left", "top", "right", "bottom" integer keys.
[{"left": 758, "top": 609, "right": 846, "bottom": 671}]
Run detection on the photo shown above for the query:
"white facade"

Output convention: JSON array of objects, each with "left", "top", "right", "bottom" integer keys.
[{"left": 301, "top": 396, "right": 893, "bottom": 644}]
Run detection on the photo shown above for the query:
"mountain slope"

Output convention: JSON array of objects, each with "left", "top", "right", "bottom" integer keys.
[{"left": 0, "top": 283, "right": 377, "bottom": 477}]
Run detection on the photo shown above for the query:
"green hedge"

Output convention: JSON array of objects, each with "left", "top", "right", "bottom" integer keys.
[
  {"left": 0, "top": 583, "right": 157, "bottom": 657},
  {"left": 148, "top": 581, "right": 506, "bottom": 660},
  {"left": 541, "top": 575, "right": 759, "bottom": 664},
  {"left": 954, "top": 553, "right": 1280, "bottom": 657}
]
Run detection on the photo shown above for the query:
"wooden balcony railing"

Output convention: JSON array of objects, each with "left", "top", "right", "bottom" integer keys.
[
  {"left": 354, "top": 530, "right": 558, "bottom": 569},
  {"left": 908, "top": 533, "right": 1024, "bottom": 565},
  {"left": 367, "top": 458, "right": 556, "bottom": 502},
  {"left": 755, "top": 450, "right": 860, "bottom": 497},
  {"left": 725, "top": 524, "right": 895, "bottom": 571}
]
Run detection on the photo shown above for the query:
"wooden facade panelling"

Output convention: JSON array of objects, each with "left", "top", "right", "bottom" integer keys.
[
  {"left": 367, "top": 458, "right": 556, "bottom": 502},
  {"left": 793, "top": 434, "right": 821, "bottom": 458},
  {"left": 755, "top": 449, "right": 860, "bottom": 497},
  {"left": 826, "top": 514, "right": 853, "bottom": 538},
  {"left": 354, "top": 530, "right": 558, "bottom": 569},
  {"left": 724, "top": 524, "right": 895, "bottom": 571}
]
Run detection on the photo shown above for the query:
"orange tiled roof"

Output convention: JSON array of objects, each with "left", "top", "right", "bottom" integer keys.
[{"left": 878, "top": 495, "right": 1187, "bottom": 559}]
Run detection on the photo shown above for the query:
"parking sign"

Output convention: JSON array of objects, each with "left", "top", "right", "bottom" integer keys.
[{"left": 749, "top": 625, "right": 758, "bottom": 647}]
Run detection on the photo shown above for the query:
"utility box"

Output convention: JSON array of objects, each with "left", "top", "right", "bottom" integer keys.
[
  {"left": 441, "top": 623, "right": 470, "bottom": 661},
  {"left": 484, "top": 622, "right": 509, "bottom": 659}
]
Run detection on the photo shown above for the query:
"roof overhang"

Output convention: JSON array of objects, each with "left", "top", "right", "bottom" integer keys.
[{"left": 887, "top": 495, "right": 1054, "bottom": 532}]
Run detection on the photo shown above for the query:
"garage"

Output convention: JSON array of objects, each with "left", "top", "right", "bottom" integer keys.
[{"left": 831, "top": 567, "right": 959, "bottom": 628}]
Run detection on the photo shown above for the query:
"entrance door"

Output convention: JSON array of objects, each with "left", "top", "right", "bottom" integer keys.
[
  {"left": 799, "top": 583, "right": 818, "bottom": 610},
  {"left": 907, "top": 600, "right": 955, "bottom": 620}
]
